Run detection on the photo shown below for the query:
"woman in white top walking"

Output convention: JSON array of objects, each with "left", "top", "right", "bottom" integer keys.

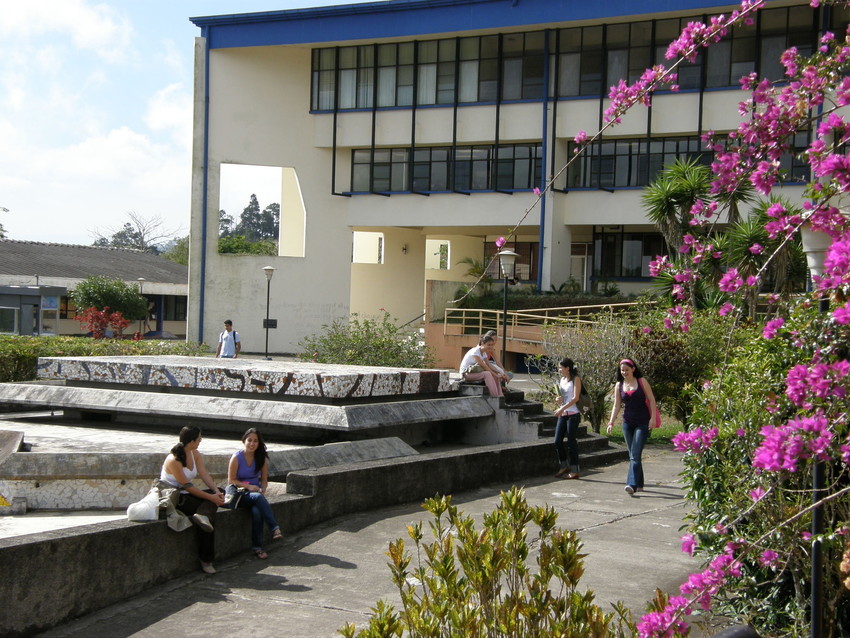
[
  {"left": 553, "top": 357, "right": 582, "bottom": 479},
  {"left": 160, "top": 426, "right": 225, "bottom": 573}
]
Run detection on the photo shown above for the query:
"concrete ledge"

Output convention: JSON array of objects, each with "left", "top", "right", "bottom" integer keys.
[{"left": 0, "top": 439, "right": 627, "bottom": 637}]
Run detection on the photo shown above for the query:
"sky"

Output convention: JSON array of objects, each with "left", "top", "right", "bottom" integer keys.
[{"left": 0, "top": 0, "right": 367, "bottom": 246}]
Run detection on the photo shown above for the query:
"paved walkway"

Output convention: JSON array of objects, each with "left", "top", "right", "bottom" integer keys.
[{"left": 37, "top": 446, "right": 709, "bottom": 638}]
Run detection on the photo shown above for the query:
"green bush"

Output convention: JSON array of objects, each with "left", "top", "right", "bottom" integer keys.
[
  {"left": 299, "top": 311, "right": 434, "bottom": 368},
  {"left": 71, "top": 275, "right": 148, "bottom": 321},
  {"left": 339, "top": 487, "right": 635, "bottom": 638},
  {"left": 0, "top": 335, "right": 206, "bottom": 383}
]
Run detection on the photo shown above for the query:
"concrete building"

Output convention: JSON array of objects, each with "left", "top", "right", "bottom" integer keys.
[
  {"left": 187, "top": 0, "right": 842, "bottom": 354},
  {"left": 0, "top": 240, "right": 188, "bottom": 337}
]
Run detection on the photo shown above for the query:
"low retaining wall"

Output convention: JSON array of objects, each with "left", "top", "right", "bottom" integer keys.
[{"left": 0, "top": 440, "right": 578, "bottom": 637}]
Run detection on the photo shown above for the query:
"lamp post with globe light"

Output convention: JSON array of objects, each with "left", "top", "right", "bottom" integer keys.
[
  {"left": 496, "top": 249, "right": 518, "bottom": 368},
  {"left": 262, "top": 266, "right": 276, "bottom": 361}
]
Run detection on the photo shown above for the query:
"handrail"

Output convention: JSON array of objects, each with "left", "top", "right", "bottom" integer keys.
[{"left": 442, "top": 301, "right": 652, "bottom": 340}]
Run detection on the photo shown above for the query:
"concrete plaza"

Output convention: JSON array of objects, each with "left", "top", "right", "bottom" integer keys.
[{"left": 35, "top": 445, "right": 711, "bottom": 638}]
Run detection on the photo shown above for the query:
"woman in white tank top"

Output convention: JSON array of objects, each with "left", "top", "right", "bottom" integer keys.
[{"left": 160, "top": 426, "right": 224, "bottom": 574}]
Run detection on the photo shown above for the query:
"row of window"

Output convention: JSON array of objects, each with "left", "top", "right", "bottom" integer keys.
[
  {"left": 351, "top": 144, "right": 543, "bottom": 193},
  {"left": 349, "top": 131, "right": 812, "bottom": 194},
  {"left": 58, "top": 296, "right": 187, "bottom": 322},
  {"left": 312, "top": 5, "right": 848, "bottom": 111}
]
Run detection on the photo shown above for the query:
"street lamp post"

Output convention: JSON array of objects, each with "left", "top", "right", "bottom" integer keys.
[
  {"left": 800, "top": 222, "right": 831, "bottom": 638},
  {"left": 137, "top": 278, "right": 146, "bottom": 337},
  {"left": 262, "top": 266, "right": 276, "bottom": 361},
  {"left": 497, "top": 249, "right": 518, "bottom": 369}
]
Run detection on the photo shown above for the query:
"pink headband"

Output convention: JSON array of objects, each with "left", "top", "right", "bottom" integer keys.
[{"left": 619, "top": 359, "right": 635, "bottom": 367}]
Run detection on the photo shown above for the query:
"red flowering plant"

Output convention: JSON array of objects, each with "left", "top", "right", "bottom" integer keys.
[{"left": 74, "top": 306, "right": 131, "bottom": 339}]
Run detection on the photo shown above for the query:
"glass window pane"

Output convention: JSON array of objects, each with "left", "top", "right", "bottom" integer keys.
[
  {"left": 607, "top": 24, "right": 629, "bottom": 48},
  {"left": 706, "top": 40, "right": 731, "bottom": 87},
  {"left": 459, "top": 60, "right": 479, "bottom": 102},
  {"left": 352, "top": 164, "right": 371, "bottom": 190},
  {"left": 558, "top": 53, "right": 580, "bottom": 96},
  {"left": 607, "top": 49, "right": 628, "bottom": 84},
  {"left": 418, "top": 63, "right": 437, "bottom": 105},
  {"left": 339, "top": 69, "right": 356, "bottom": 108},
  {"left": 339, "top": 46, "right": 356, "bottom": 68},
  {"left": 419, "top": 40, "right": 437, "bottom": 63},
  {"left": 459, "top": 37, "right": 479, "bottom": 60},
  {"left": 378, "top": 44, "right": 396, "bottom": 66},
  {"left": 439, "top": 38, "right": 455, "bottom": 61},
  {"left": 378, "top": 67, "right": 396, "bottom": 106},
  {"left": 503, "top": 58, "right": 523, "bottom": 100}
]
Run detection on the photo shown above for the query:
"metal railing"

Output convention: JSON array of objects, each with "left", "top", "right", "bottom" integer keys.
[{"left": 442, "top": 301, "right": 653, "bottom": 344}]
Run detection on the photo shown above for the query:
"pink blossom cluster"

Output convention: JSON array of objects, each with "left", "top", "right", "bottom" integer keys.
[
  {"left": 718, "top": 268, "right": 744, "bottom": 293},
  {"left": 664, "top": 305, "right": 694, "bottom": 332},
  {"left": 785, "top": 359, "right": 850, "bottom": 407},
  {"left": 688, "top": 199, "right": 718, "bottom": 227},
  {"left": 665, "top": 1, "right": 763, "bottom": 63},
  {"left": 752, "top": 414, "right": 834, "bottom": 472},
  {"left": 648, "top": 254, "right": 672, "bottom": 277},
  {"left": 680, "top": 548, "right": 742, "bottom": 611},
  {"left": 636, "top": 596, "right": 691, "bottom": 638},
  {"left": 672, "top": 426, "right": 719, "bottom": 454},
  {"left": 816, "top": 233, "right": 850, "bottom": 292},
  {"left": 604, "top": 65, "right": 677, "bottom": 124},
  {"left": 762, "top": 317, "right": 784, "bottom": 339}
]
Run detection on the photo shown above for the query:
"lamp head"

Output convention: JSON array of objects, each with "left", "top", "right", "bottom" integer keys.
[
  {"left": 497, "top": 249, "right": 519, "bottom": 279},
  {"left": 263, "top": 265, "right": 276, "bottom": 281}
]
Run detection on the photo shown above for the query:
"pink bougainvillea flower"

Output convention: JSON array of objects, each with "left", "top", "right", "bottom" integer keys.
[
  {"left": 681, "top": 533, "right": 697, "bottom": 557},
  {"left": 533, "top": 187, "right": 541, "bottom": 196},
  {"left": 749, "top": 487, "right": 766, "bottom": 502},
  {"left": 749, "top": 243, "right": 763, "bottom": 254},
  {"left": 759, "top": 549, "right": 780, "bottom": 567},
  {"left": 762, "top": 317, "right": 784, "bottom": 339},
  {"left": 495, "top": 237, "right": 506, "bottom": 249}
]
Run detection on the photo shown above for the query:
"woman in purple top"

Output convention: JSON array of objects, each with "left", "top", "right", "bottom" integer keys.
[
  {"left": 606, "top": 359, "right": 658, "bottom": 496},
  {"left": 226, "top": 428, "right": 282, "bottom": 559}
]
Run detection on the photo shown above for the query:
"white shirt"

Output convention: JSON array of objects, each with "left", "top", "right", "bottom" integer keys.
[{"left": 218, "top": 329, "right": 240, "bottom": 357}]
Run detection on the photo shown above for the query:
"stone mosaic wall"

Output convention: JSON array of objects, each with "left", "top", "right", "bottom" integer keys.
[{"left": 37, "top": 356, "right": 452, "bottom": 399}]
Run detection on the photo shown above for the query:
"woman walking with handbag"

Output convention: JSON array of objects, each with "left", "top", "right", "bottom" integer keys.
[
  {"left": 226, "top": 428, "right": 282, "bottom": 559},
  {"left": 606, "top": 358, "right": 659, "bottom": 496},
  {"left": 553, "top": 358, "right": 582, "bottom": 479},
  {"left": 160, "top": 426, "right": 224, "bottom": 574}
]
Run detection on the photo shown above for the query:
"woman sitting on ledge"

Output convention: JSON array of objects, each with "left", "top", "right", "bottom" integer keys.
[
  {"left": 226, "top": 428, "right": 282, "bottom": 560},
  {"left": 160, "top": 426, "right": 224, "bottom": 574},
  {"left": 459, "top": 333, "right": 504, "bottom": 398}
]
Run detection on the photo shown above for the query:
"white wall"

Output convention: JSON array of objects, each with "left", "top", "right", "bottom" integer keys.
[{"left": 189, "top": 43, "right": 350, "bottom": 354}]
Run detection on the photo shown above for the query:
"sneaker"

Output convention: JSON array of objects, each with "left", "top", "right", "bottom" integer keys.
[
  {"left": 200, "top": 561, "right": 216, "bottom": 574},
  {"left": 624, "top": 485, "right": 635, "bottom": 496},
  {"left": 192, "top": 514, "right": 214, "bottom": 533}
]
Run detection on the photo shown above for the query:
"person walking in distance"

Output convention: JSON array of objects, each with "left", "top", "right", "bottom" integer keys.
[{"left": 216, "top": 319, "right": 241, "bottom": 359}]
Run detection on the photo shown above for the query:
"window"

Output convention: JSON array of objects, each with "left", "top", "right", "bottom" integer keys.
[
  {"left": 352, "top": 232, "right": 384, "bottom": 264},
  {"left": 163, "top": 296, "right": 188, "bottom": 322},
  {"left": 425, "top": 239, "right": 450, "bottom": 270},
  {"left": 0, "top": 307, "right": 17, "bottom": 334},
  {"left": 311, "top": 6, "right": 841, "bottom": 109},
  {"left": 484, "top": 241, "right": 538, "bottom": 282},
  {"left": 567, "top": 136, "right": 709, "bottom": 189},
  {"left": 60, "top": 296, "right": 76, "bottom": 319},
  {"left": 352, "top": 143, "right": 540, "bottom": 193},
  {"left": 593, "top": 228, "right": 666, "bottom": 279},
  {"left": 39, "top": 295, "right": 59, "bottom": 335}
]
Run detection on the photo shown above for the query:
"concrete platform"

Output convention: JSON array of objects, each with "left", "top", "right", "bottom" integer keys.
[{"left": 36, "top": 356, "right": 452, "bottom": 398}]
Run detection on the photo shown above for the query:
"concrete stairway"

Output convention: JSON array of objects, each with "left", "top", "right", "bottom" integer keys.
[{"left": 501, "top": 387, "right": 630, "bottom": 469}]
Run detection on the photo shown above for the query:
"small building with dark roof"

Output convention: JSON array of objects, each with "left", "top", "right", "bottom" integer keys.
[{"left": 0, "top": 240, "right": 188, "bottom": 337}]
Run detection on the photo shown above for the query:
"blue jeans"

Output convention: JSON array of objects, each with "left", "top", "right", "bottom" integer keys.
[
  {"left": 554, "top": 412, "right": 581, "bottom": 473},
  {"left": 622, "top": 421, "right": 650, "bottom": 489},
  {"left": 226, "top": 485, "right": 280, "bottom": 550}
]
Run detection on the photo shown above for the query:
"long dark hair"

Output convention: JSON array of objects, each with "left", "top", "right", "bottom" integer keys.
[
  {"left": 242, "top": 427, "right": 268, "bottom": 470},
  {"left": 559, "top": 357, "right": 579, "bottom": 379},
  {"left": 615, "top": 358, "right": 644, "bottom": 382},
  {"left": 171, "top": 426, "right": 201, "bottom": 467}
]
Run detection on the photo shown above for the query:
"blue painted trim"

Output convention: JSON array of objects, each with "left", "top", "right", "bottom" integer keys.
[
  {"left": 190, "top": 0, "right": 734, "bottom": 49},
  {"left": 198, "top": 32, "right": 211, "bottom": 343}
]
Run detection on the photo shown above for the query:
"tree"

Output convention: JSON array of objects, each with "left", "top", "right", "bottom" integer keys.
[
  {"left": 526, "top": 315, "right": 634, "bottom": 432},
  {"left": 232, "top": 194, "right": 280, "bottom": 241},
  {"left": 91, "top": 212, "right": 180, "bottom": 254},
  {"left": 218, "top": 235, "right": 277, "bottom": 255},
  {"left": 161, "top": 235, "right": 190, "bottom": 266},
  {"left": 0, "top": 206, "right": 8, "bottom": 239},
  {"left": 70, "top": 276, "right": 148, "bottom": 321}
]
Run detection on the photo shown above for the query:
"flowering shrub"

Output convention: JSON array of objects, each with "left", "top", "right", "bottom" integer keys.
[
  {"left": 74, "top": 306, "right": 131, "bottom": 338},
  {"left": 675, "top": 302, "right": 850, "bottom": 636}
]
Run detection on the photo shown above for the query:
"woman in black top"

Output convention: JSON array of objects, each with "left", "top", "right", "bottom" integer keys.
[{"left": 606, "top": 359, "right": 658, "bottom": 496}]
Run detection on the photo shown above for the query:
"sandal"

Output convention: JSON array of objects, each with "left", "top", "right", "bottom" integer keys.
[
  {"left": 565, "top": 472, "right": 580, "bottom": 480},
  {"left": 254, "top": 549, "right": 269, "bottom": 560},
  {"left": 272, "top": 528, "right": 283, "bottom": 541}
]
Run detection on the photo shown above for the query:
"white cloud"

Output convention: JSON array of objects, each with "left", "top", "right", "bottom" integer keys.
[
  {"left": 0, "top": 0, "right": 134, "bottom": 62},
  {"left": 145, "top": 83, "right": 194, "bottom": 151}
]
